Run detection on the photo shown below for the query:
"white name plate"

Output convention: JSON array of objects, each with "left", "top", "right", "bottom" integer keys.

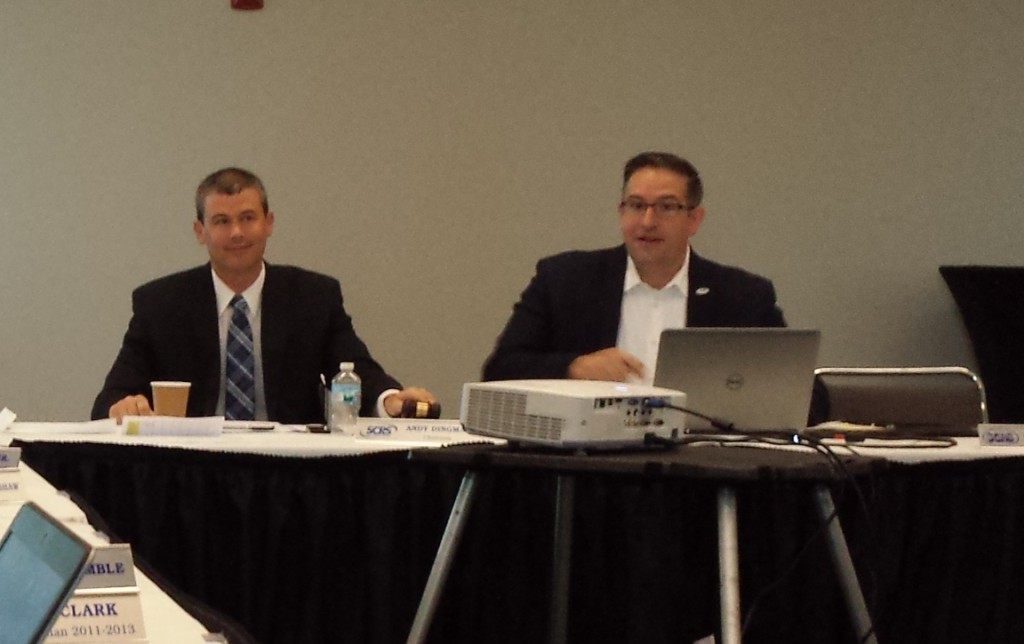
[
  {"left": 0, "top": 467, "right": 25, "bottom": 503},
  {"left": 357, "top": 419, "right": 468, "bottom": 441},
  {"left": 0, "top": 446, "right": 21, "bottom": 468},
  {"left": 46, "top": 587, "right": 146, "bottom": 643},
  {"left": 78, "top": 543, "right": 137, "bottom": 589},
  {"left": 978, "top": 424, "right": 1024, "bottom": 446}
]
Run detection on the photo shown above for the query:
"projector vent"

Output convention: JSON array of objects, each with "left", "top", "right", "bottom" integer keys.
[{"left": 465, "top": 388, "right": 564, "bottom": 441}]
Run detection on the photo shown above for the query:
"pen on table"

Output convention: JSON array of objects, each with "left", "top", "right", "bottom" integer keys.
[
  {"left": 241, "top": 422, "right": 276, "bottom": 431},
  {"left": 223, "top": 421, "right": 276, "bottom": 431}
]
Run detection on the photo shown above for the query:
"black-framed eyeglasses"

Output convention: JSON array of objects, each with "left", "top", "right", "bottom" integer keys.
[{"left": 618, "top": 198, "right": 692, "bottom": 218}]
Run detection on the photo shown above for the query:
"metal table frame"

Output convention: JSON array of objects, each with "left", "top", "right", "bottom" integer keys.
[{"left": 406, "top": 443, "right": 879, "bottom": 644}]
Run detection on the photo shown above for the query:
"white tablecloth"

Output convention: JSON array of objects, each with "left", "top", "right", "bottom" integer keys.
[{"left": 2, "top": 418, "right": 500, "bottom": 457}]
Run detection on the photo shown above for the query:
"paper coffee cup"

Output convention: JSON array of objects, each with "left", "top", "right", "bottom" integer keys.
[{"left": 151, "top": 381, "right": 191, "bottom": 416}]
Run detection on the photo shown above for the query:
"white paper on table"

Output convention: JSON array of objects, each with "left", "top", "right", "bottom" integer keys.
[
  {"left": 7, "top": 419, "right": 118, "bottom": 435},
  {"left": 0, "top": 407, "right": 17, "bottom": 430},
  {"left": 123, "top": 415, "right": 224, "bottom": 437}
]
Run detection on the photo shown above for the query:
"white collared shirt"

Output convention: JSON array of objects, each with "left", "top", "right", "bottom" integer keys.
[
  {"left": 616, "top": 248, "right": 689, "bottom": 385},
  {"left": 211, "top": 265, "right": 268, "bottom": 420},
  {"left": 209, "top": 264, "right": 395, "bottom": 420}
]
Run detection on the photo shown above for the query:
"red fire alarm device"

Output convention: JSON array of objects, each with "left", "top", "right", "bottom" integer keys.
[{"left": 231, "top": 0, "right": 264, "bottom": 9}]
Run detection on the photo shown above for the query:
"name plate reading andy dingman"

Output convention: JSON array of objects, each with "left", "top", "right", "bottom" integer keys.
[{"left": 358, "top": 419, "right": 468, "bottom": 441}]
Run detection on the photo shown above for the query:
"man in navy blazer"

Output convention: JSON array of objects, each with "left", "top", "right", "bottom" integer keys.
[
  {"left": 483, "top": 152, "right": 785, "bottom": 383},
  {"left": 93, "top": 167, "right": 435, "bottom": 424}
]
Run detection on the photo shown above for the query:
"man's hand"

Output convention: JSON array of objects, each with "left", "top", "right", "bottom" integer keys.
[
  {"left": 567, "top": 348, "right": 645, "bottom": 382},
  {"left": 108, "top": 395, "right": 154, "bottom": 424},
  {"left": 383, "top": 387, "right": 438, "bottom": 418}
]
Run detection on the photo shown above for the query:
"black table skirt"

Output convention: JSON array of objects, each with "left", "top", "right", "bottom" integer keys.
[{"left": 16, "top": 440, "right": 1024, "bottom": 644}]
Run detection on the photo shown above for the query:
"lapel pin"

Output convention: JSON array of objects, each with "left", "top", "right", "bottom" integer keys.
[{"left": 695, "top": 287, "right": 710, "bottom": 296}]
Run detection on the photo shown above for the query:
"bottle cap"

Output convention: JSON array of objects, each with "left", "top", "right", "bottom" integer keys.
[{"left": 340, "top": 361, "right": 355, "bottom": 371}]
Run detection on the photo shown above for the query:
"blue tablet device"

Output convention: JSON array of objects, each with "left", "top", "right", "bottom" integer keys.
[{"left": 0, "top": 501, "right": 93, "bottom": 644}]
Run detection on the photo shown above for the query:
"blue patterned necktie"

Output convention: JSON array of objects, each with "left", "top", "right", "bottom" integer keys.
[{"left": 225, "top": 294, "right": 256, "bottom": 420}]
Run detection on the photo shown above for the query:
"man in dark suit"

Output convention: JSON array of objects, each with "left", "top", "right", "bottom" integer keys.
[
  {"left": 483, "top": 151, "right": 785, "bottom": 383},
  {"left": 93, "top": 167, "right": 435, "bottom": 424}
]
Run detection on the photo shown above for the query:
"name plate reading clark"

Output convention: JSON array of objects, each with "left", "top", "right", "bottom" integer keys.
[
  {"left": 79, "top": 543, "right": 138, "bottom": 590},
  {"left": 0, "top": 466, "right": 24, "bottom": 503},
  {"left": 46, "top": 587, "right": 147, "bottom": 643}
]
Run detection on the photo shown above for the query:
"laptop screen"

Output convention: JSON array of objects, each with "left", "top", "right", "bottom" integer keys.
[
  {"left": 0, "top": 502, "right": 92, "bottom": 644},
  {"left": 654, "top": 328, "right": 821, "bottom": 432}
]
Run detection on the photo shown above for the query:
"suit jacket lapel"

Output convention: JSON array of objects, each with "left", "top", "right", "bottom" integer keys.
[
  {"left": 259, "top": 264, "right": 290, "bottom": 419},
  {"left": 686, "top": 250, "right": 716, "bottom": 327},
  {"left": 189, "top": 265, "right": 222, "bottom": 416},
  {"left": 596, "top": 246, "right": 629, "bottom": 347}
]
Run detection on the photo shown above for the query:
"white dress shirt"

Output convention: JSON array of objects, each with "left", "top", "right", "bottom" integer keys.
[
  {"left": 616, "top": 248, "right": 689, "bottom": 385},
  {"left": 210, "top": 264, "right": 395, "bottom": 420},
  {"left": 212, "top": 266, "right": 268, "bottom": 420}
]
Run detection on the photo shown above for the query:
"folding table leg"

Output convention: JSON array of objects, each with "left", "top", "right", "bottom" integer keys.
[
  {"left": 407, "top": 471, "right": 478, "bottom": 644},
  {"left": 718, "top": 486, "right": 741, "bottom": 644},
  {"left": 813, "top": 485, "right": 877, "bottom": 644},
  {"left": 549, "top": 474, "right": 575, "bottom": 644}
]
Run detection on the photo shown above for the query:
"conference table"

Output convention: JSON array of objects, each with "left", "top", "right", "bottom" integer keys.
[
  {"left": 2, "top": 458, "right": 213, "bottom": 642},
  {"left": 7, "top": 420, "right": 1024, "bottom": 644}
]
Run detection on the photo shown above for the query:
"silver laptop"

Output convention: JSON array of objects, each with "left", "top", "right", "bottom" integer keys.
[
  {"left": 654, "top": 328, "right": 821, "bottom": 433},
  {"left": 0, "top": 502, "right": 93, "bottom": 644}
]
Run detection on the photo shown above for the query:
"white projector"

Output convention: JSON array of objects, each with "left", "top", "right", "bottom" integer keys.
[{"left": 460, "top": 379, "right": 687, "bottom": 449}]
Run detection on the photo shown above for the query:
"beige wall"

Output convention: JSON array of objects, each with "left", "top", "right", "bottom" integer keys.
[{"left": 1, "top": 1, "right": 1021, "bottom": 420}]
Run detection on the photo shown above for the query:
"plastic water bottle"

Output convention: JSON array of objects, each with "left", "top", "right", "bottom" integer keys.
[{"left": 329, "top": 362, "right": 361, "bottom": 434}]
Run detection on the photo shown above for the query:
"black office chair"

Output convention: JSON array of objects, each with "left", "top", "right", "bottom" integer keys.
[{"left": 810, "top": 366, "right": 988, "bottom": 436}]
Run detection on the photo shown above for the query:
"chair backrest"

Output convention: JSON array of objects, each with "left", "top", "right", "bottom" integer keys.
[
  {"left": 940, "top": 265, "right": 1024, "bottom": 422},
  {"left": 812, "top": 366, "right": 987, "bottom": 436}
]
